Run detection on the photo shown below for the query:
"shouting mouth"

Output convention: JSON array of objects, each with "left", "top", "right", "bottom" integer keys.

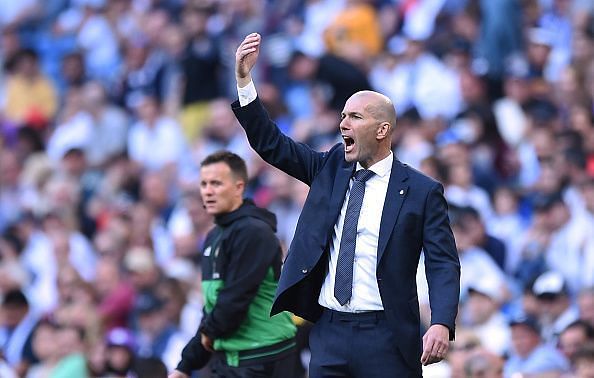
[{"left": 343, "top": 135, "right": 355, "bottom": 153}]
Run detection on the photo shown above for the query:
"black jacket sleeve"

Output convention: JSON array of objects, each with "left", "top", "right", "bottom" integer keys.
[
  {"left": 199, "top": 222, "right": 280, "bottom": 339},
  {"left": 175, "top": 331, "right": 212, "bottom": 374}
]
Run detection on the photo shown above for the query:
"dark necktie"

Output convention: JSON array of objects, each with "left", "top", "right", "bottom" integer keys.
[{"left": 334, "top": 169, "right": 375, "bottom": 305}]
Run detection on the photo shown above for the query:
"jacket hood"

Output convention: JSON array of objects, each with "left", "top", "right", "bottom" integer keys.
[{"left": 214, "top": 199, "right": 277, "bottom": 231}]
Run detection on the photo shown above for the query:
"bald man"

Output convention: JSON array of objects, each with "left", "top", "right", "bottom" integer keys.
[{"left": 229, "top": 33, "right": 460, "bottom": 377}]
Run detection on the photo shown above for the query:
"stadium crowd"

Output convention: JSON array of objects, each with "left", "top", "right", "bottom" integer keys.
[{"left": 1, "top": 0, "right": 594, "bottom": 377}]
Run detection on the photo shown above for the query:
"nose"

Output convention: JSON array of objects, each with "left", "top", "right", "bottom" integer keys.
[{"left": 201, "top": 184, "right": 213, "bottom": 196}]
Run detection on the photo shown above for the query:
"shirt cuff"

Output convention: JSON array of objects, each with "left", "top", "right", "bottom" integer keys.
[{"left": 237, "top": 80, "right": 257, "bottom": 107}]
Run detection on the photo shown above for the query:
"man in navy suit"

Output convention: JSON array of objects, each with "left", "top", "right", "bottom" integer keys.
[{"left": 232, "top": 33, "right": 461, "bottom": 377}]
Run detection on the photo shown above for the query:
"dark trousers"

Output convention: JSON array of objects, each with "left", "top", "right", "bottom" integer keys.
[
  {"left": 309, "top": 309, "right": 421, "bottom": 378},
  {"left": 210, "top": 348, "right": 299, "bottom": 378}
]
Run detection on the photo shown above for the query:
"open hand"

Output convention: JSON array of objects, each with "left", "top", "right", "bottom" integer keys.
[{"left": 235, "top": 33, "right": 261, "bottom": 87}]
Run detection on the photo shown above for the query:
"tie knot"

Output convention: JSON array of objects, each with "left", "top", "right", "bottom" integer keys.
[{"left": 354, "top": 169, "right": 375, "bottom": 183}]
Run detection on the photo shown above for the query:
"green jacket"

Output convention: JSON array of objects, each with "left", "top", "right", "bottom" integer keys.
[{"left": 177, "top": 200, "right": 296, "bottom": 372}]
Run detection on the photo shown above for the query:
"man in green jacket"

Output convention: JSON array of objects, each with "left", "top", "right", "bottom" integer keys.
[{"left": 170, "top": 151, "right": 297, "bottom": 378}]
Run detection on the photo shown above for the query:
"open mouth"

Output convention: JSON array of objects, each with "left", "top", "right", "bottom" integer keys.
[{"left": 343, "top": 136, "right": 355, "bottom": 153}]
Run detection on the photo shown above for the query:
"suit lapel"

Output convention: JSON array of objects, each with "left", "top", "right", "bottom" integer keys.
[
  {"left": 325, "top": 161, "right": 355, "bottom": 236},
  {"left": 377, "top": 159, "right": 409, "bottom": 264}
]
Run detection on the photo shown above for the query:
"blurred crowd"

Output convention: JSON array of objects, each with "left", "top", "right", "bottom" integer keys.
[{"left": 0, "top": 0, "right": 594, "bottom": 377}]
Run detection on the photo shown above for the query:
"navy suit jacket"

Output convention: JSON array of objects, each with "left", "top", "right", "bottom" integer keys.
[{"left": 232, "top": 98, "right": 460, "bottom": 369}]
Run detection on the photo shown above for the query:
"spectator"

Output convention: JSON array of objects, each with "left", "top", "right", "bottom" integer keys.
[
  {"left": 578, "top": 288, "right": 594, "bottom": 328},
  {"left": 461, "top": 279, "right": 511, "bottom": 356},
  {"left": 456, "top": 205, "right": 507, "bottom": 271},
  {"left": 103, "top": 327, "right": 136, "bottom": 377},
  {"left": 133, "top": 290, "right": 186, "bottom": 372},
  {"left": 0, "top": 150, "right": 23, "bottom": 232},
  {"left": 532, "top": 271, "right": 580, "bottom": 345},
  {"left": 370, "top": 33, "right": 462, "bottom": 120},
  {"left": 127, "top": 94, "right": 188, "bottom": 173},
  {"left": 488, "top": 186, "right": 526, "bottom": 273},
  {"left": 94, "top": 257, "right": 136, "bottom": 332},
  {"left": 449, "top": 205, "right": 506, "bottom": 298},
  {"left": 504, "top": 315, "right": 569, "bottom": 377},
  {"left": 492, "top": 55, "right": 532, "bottom": 148},
  {"left": 80, "top": 80, "right": 129, "bottom": 168},
  {"left": 571, "top": 342, "right": 594, "bottom": 378},
  {"left": 287, "top": 50, "right": 372, "bottom": 113},
  {"left": 2, "top": 48, "right": 57, "bottom": 125},
  {"left": 445, "top": 161, "right": 494, "bottom": 224},
  {"left": 25, "top": 320, "right": 58, "bottom": 378},
  {"left": 178, "top": 4, "right": 226, "bottom": 141},
  {"left": 123, "top": 246, "right": 162, "bottom": 295},
  {"left": 544, "top": 193, "right": 593, "bottom": 295},
  {"left": 50, "top": 322, "right": 89, "bottom": 377},
  {"left": 558, "top": 320, "right": 594, "bottom": 362},
  {"left": 323, "top": 0, "right": 383, "bottom": 60},
  {"left": 0, "top": 290, "right": 40, "bottom": 376},
  {"left": 46, "top": 86, "right": 93, "bottom": 162},
  {"left": 463, "top": 348, "right": 504, "bottom": 378}
]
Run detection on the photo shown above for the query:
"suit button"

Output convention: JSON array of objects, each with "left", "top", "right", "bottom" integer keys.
[{"left": 302, "top": 268, "right": 308, "bottom": 274}]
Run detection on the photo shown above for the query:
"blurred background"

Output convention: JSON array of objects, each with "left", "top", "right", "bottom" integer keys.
[{"left": 0, "top": 0, "right": 593, "bottom": 377}]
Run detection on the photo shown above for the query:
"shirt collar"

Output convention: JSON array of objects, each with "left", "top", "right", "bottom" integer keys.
[{"left": 356, "top": 151, "right": 393, "bottom": 178}]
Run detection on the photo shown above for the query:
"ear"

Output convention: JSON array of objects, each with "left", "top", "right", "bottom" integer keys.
[
  {"left": 376, "top": 122, "right": 391, "bottom": 140},
  {"left": 235, "top": 180, "right": 245, "bottom": 194}
]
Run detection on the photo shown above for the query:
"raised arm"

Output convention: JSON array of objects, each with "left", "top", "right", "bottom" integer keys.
[{"left": 233, "top": 33, "right": 329, "bottom": 185}]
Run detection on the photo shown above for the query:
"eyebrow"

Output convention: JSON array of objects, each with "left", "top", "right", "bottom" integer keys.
[{"left": 341, "top": 111, "right": 364, "bottom": 117}]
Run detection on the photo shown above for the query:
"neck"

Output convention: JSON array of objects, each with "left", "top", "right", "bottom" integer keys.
[{"left": 360, "top": 149, "right": 390, "bottom": 169}]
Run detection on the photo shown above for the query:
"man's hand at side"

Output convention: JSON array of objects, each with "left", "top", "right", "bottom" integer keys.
[
  {"left": 235, "top": 33, "right": 261, "bottom": 88},
  {"left": 168, "top": 370, "right": 189, "bottom": 378},
  {"left": 201, "top": 333, "right": 214, "bottom": 352},
  {"left": 421, "top": 324, "right": 450, "bottom": 365}
]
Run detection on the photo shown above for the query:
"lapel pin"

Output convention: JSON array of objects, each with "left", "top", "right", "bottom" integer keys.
[{"left": 399, "top": 189, "right": 405, "bottom": 195}]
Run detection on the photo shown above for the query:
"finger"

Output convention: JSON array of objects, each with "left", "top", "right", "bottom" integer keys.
[
  {"left": 429, "top": 338, "right": 441, "bottom": 359},
  {"left": 438, "top": 342, "right": 449, "bottom": 358},
  {"left": 432, "top": 340, "right": 448, "bottom": 362},
  {"left": 239, "top": 39, "right": 260, "bottom": 51},
  {"left": 432, "top": 337, "right": 448, "bottom": 359},
  {"left": 237, "top": 42, "right": 260, "bottom": 58},
  {"left": 237, "top": 48, "right": 256, "bottom": 59},
  {"left": 242, "top": 40, "right": 260, "bottom": 49},
  {"left": 240, "top": 34, "right": 260, "bottom": 47},
  {"left": 421, "top": 337, "right": 434, "bottom": 364},
  {"left": 238, "top": 44, "right": 259, "bottom": 56}
]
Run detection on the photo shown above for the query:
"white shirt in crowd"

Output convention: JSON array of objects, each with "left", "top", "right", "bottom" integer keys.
[{"left": 128, "top": 116, "right": 187, "bottom": 171}]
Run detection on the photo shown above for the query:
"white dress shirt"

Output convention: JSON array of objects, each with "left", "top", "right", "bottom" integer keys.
[
  {"left": 319, "top": 155, "right": 392, "bottom": 312},
  {"left": 238, "top": 81, "right": 392, "bottom": 312}
]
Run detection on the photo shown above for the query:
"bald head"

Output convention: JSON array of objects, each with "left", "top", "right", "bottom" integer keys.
[
  {"left": 352, "top": 91, "right": 396, "bottom": 133},
  {"left": 340, "top": 90, "right": 396, "bottom": 167}
]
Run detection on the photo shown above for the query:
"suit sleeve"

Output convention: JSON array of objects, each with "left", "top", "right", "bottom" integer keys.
[
  {"left": 232, "top": 97, "right": 327, "bottom": 186},
  {"left": 199, "top": 223, "right": 280, "bottom": 339},
  {"left": 422, "top": 182, "right": 461, "bottom": 340}
]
